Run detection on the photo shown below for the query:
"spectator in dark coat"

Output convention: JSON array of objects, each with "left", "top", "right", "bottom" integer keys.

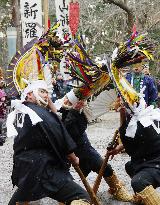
[{"left": 126, "top": 62, "right": 158, "bottom": 107}]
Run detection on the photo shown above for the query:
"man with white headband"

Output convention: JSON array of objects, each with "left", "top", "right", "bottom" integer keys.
[
  {"left": 7, "top": 80, "right": 90, "bottom": 205},
  {"left": 21, "top": 80, "right": 51, "bottom": 107},
  {"left": 58, "top": 90, "right": 134, "bottom": 203},
  {"left": 107, "top": 97, "right": 160, "bottom": 205}
]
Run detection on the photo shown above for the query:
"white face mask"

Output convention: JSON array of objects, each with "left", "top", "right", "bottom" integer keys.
[{"left": 33, "top": 89, "right": 48, "bottom": 107}]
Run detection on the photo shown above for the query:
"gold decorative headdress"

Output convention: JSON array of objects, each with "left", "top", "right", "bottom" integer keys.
[
  {"left": 6, "top": 24, "right": 65, "bottom": 97},
  {"left": 110, "top": 31, "right": 156, "bottom": 110}
]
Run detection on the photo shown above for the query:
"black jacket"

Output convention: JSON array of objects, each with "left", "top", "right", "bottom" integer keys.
[
  {"left": 61, "top": 108, "right": 88, "bottom": 146},
  {"left": 12, "top": 102, "right": 76, "bottom": 201},
  {"left": 119, "top": 120, "right": 160, "bottom": 173}
]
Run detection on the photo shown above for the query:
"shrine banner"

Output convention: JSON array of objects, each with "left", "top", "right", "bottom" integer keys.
[
  {"left": 55, "top": 0, "right": 71, "bottom": 40},
  {"left": 55, "top": 0, "right": 71, "bottom": 79},
  {"left": 69, "top": 2, "right": 80, "bottom": 36},
  {"left": 20, "top": 0, "right": 43, "bottom": 46}
]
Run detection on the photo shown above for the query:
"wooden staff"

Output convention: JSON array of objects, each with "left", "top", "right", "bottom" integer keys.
[
  {"left": 93, "top": 130, "right": 119, "bottom": 194},
  {"left": 73, "top": 164, "right": 100, "bottom": 205},
  {"left": 92, "top": 152, "right": 110, "bottom": 194}
]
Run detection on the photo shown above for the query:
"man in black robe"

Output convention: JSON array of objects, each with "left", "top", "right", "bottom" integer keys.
[
  {"left": 57, "top": 92, "right": 134, "bottom": 203},
  {"left": 7, "top": 80, "right": 90, "bottom": 205},
  {"left": 108, "top": 99, "right": 160, "bottom": 205}
]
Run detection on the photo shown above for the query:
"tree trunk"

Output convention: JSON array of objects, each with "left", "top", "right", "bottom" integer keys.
[{"left": 103, "top": 0, "right": 134, "bottom": 34}]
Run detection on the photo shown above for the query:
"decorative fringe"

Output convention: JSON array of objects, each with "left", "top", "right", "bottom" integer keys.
[
  {"left": 112, "top": 32, "right": 155, "bottom": 68},
  {"left": 110, "top": 29, "right": 156, "bottom": 111}
]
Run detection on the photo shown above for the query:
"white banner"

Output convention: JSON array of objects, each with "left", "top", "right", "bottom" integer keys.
[
  {"left": 55, "top": 0, "right": 71, "bottom": 40},
  {"left": 20, "top": 0, "right": 43, "bottom": 46},
  {"left": 55, "top": 0, "right": 71, "bottom": 79}
]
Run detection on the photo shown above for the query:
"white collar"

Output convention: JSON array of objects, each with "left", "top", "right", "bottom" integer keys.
[
  {"left": 126, "top": 98, "right": 160, "bottom": 138},
  {"left": 6, "top": 99, "right": 43, "bottom": 138}
]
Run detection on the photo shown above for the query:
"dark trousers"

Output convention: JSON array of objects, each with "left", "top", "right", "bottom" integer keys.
[
  {"left": 8, "top": 180, "right": 90, "bottom": 205},
  {"left": 76, "top": 133, "right": 113, "bottom": 178},
  {"left": 79, "top": 148, "right": 113, "bottom": 178},
  {"left": 125, "top": 161, "right": 160, "bottom": 192}
]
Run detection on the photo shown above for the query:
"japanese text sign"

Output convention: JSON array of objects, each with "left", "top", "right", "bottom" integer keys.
[
  {"left": 20, "top": 0, "right": 43, "bottom": 46},
  {"left": 55, "top": 0, "right": 71, "bottom": 40}
]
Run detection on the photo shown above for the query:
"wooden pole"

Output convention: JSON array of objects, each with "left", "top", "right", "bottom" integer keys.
[
  {"left": 73, "top": 165, "right": 100, "bottom": 205},
  {"left": 12, "top": 0, "right": 22, "bottom": 50},
  {"left": 92, "top": 153, "right": 110, "bottom": 194},
  {"left": 43, "top": 0, "right": 49, "bottom": 32},
  {"left": 93, "top": 130, "right": 119, "bottom": 194}
]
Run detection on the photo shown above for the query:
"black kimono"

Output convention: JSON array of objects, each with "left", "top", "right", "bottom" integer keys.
[
  {"left": 61, "top": 108, "right": 113, "bottom": 177},
  {"left": 119, "top": 120, "right": 160, "bottom": 193},
  {"left": 9, "top": 102, "right": 89, "bottom": 205}
]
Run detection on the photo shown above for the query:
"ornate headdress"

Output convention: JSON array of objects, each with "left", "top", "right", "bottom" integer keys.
[
  {"left": 60, "top": 38, "right": 111, "bottom": 104},
  {"left": 109, "top": 31, "right": 156, "bottom": 111},
  {"left": 6, "top": 24, "right": 66, "bottom": 138},
  {"left": 109, "top": 30, "right": 160, "bottom": 138},
  {"left": 6, "top": 24, "right": 66, "bottom": 98}
]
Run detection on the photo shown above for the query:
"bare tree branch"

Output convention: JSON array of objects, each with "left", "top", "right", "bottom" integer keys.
[
  {"left": 104, "top": 37, "right": 120, "bottom": 44},
  {"left": 147, "top": 19, "right": 160, "bottom": 31},
  {"left": 124, "top": 0, "right": 127, "bottom": 5},
  {"left": 103, "top": 0, "right": 134, "bottom": 33},
  {"left": 103, "top": 0, "right": 130, "bottom": 14}
]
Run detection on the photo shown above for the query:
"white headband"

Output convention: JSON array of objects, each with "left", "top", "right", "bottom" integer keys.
[
  {"left": 66, "top": 90, "right": 79, "bottom": 105},
  {"left": 21, "top": 80, "right": 48, "bottom": 101},
  {"left": 7, "top": 80, "right": 49, "bottom": 138}
]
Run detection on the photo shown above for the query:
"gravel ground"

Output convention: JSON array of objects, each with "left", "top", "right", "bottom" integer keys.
[{"left": 0, "top": 112, "right": 134, "bottom": 205}]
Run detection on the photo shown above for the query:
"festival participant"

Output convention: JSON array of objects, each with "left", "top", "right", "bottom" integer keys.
[
  {"left": 7, "top": 80, "right": 90, "bottom": 205},
  {"left": 126, "top": 62, "right": 158, "bottom": 107},
  {"left": 108, "top": 98, "right": 160, "bottom": 205},
  {"left": 57, "top": 90, "right": 134, "bottom": 203}
]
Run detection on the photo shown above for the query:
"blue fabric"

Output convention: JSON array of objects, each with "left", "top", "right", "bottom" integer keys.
[{"left": 126, "top": 73, "right": 158, "bottom": 106}]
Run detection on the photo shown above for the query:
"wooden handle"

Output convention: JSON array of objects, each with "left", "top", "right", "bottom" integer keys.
[
  {"left": 93, "top": 129, "right": 120, "bottom": 194},
  {"left": 73, "top": 165, "right": 100, "bottom": 205},
  {"left": 93, "top": 153, "right": 110, "bottom": 194}
]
